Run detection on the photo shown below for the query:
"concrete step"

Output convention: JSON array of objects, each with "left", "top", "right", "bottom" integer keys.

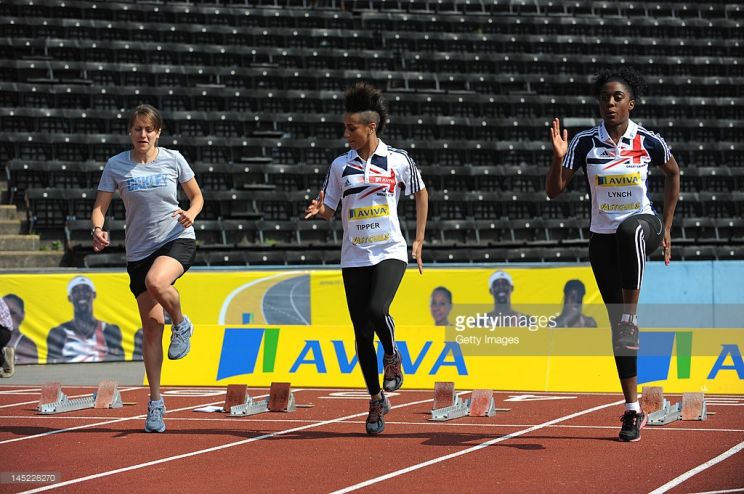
[
  {"left": 0, "top": 182, "right": 9, "bottom": 205},
  {"left": 0, "top": 220, "right": 22, "bottom": 235},
  {"left": 0, "top": 235, "right": 40, "bottom": 251},
  {"left": 0, "top": 205, "right": 20, "bottom": 220},
  {"left": 0, "top": 251, "right": 64, "bottom": 268}
]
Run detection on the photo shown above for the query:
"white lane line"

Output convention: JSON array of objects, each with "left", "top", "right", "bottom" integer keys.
[
  {"left": 4, "top": 416, "right": 742, "bottom": 435},
  {"left": 0, "top": 387, "right": 140, "bottom": 410},
  {"left": 19, "top": 397, "right": 433, "bottom": 494},
  {"left": 648, "top": 440, "right": 744, "bottom": 494},
  {"left": 689, "top": 489, "right": 744, "bottom": 494},
  {"left": 0, "top": 388, "right": 42, "bottom": 395},
  {"left": 329, "top": 399, "right": 624, "bottom": 494},
  {"left": 0, "top": 396, "right": 233, "bottom": 445}
]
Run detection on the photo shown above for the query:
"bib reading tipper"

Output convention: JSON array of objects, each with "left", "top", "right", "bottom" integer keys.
[
  {"left": 562, "top": 120, "right": 671, "bottom": 234},
  {"left": 321, "top": 140, "right": 425, "bottom": 268}
]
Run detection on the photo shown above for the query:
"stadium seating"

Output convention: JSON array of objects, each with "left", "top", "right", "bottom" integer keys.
[{"left": 0, "top": 0, "right": 741, "bottom": 266}]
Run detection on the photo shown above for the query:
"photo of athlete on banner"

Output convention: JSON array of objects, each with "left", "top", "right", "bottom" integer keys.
[{"left": 47, "top": 276, "right": 124, "bottom": 363}]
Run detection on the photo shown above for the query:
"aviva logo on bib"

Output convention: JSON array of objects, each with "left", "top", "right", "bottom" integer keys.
[
  {"left": 348, "top": 205, "right": 389, "bottom": 219},
  {"left": 596, "top": 172, "right": 641, "bottom": 186}
]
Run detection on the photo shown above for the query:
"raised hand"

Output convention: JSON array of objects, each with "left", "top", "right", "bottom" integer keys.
[
  {"left": 304, "top": 190, "right": 326, "bottom": 219},
  {"left": 550, "top": 118, "right": 569, "bottom": 160}
]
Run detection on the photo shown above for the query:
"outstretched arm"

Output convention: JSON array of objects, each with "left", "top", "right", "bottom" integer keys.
[
  {"left": 546, "top": 118, "right": 576, "bottom": 199},
  {"left": 91, "top": 191, "right": 113, "bottom": 252},
  {"left": 304, "top": 190, "right": 335, "bottom": 221},
  {"left": 412, "top": 188, "right": 428, "bottom": 274}
]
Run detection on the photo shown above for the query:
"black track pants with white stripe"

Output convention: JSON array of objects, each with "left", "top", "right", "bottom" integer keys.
[
  {"left": 342, "top": 259, "right": 406, "bottom": 396},
  {"left": 589, "top": 213, "right": 663, "bottom": 379}
]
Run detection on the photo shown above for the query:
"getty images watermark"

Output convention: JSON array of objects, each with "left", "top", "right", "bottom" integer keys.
[
  {"left": 450, "top": 312, "right": 558, "bottom": 350},
  {"left": 455, "top": 312, "right": 558, "bottom": 333}
]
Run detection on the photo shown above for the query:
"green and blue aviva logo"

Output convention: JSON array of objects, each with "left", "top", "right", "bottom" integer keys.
[
  {"left": 638, "top": 332, "right": 743, "bottom": 383},
  {"left": 216, "top": 327, "right": 467, "bottom": 381},
  {"left": 217, "top": 328, "right": 281, "bottom": 380}
]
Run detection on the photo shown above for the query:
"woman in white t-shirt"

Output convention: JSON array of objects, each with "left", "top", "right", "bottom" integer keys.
[
  {"left": 91, "top": 104, "right": 204, "bottom": 433},
  {"left": 546, "top": 67, "right": 680, "bottom": 442},
  {"left": 305, "top": 83, "right": 428, "bottom": 435}
]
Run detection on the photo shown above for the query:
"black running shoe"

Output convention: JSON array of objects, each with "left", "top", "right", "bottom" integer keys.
[
  {"left": 615, "top": 320, "right": 640, "bottom": 352},
  {"left": 383, "top": 351, "right": 403, "bottom": 392},
  {"left": 365, "top": 393, "right": 391, "bottom": 435},
  {"left": 619, "top": 410, "right": 647, "bottom": 442}
]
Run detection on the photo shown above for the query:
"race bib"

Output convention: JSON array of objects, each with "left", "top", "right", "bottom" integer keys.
[
  {"left": 595, "top": 172, "right": 643, "bottom": 214},
  {"left": 347, "top": 204, "right": 393, "bottom": 246}
]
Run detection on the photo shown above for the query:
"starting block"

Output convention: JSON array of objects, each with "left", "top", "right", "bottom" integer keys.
[
  {"left": 268, "top": 382, "right": 296, "bottom": 412},
  {"left": 642, "top": 387, "right": 708, "bottom": 426},
  {"left": 227, "top": 382, "right": 298, "bottom": 416},
  {"left": 640, "top": 386, "right": 665, "bottom": 414},
  {"left": 432, "top": 381, "right": 456, "bottom": 410},
  {"left": 38, "top": 381, "right": 123, "bottom": 414},
  {"left": 681, "top": 392, "right": 707, "bottom": 421},
  {"left": 469, "top": 389, "right": 497, "bottom": 417},
  {"left": 430, "top": 382, "right": 506, "bottom": 421}
]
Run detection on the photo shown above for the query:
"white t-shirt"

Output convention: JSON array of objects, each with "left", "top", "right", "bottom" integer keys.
[
  {"left": 563, "top": 119, "right": 671, "bottom": 234},
  {"left": 98, "top": 147, "right": 196, "bottom": 261},
  {"left": 322, "top": 140, "right": 425, "bottom": 268}
]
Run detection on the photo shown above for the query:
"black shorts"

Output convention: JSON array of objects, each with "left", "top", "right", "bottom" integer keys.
[{"left": 127, "top": 238, "right": 196, "bottom": 298}]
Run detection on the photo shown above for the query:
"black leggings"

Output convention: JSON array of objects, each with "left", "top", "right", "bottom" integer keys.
[
  {"left": 342, "top": 259, "right": 407, "bottom": 396},
  {"left": 0, "top": 326, "right": 11, "bottom": 367},
  {"left": 589, "top": 214, "right": 663, "bottom": 380}
]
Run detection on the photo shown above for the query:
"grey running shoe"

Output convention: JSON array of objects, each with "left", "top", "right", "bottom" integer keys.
[
  {"left": 365, "top": 393, "right": 391, "bottom": 435},
  {"left": 383, "top": 351, "right": 403, "bottom": 392},
  {"left": 1, "top": 347, "right": 15, "bottom": 378},
  {"left": 145, "top": 399, "right": 166, "bottom": 433},
  {"left": 168, "top": 315, "right": 193, "bottom": 360},
  {"left": 619, "top": 410, "right": 647, "bottom": 442}
]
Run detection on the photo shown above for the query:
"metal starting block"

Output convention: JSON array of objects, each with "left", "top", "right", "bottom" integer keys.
[
  {"left": 227, "top": 382, "right": 296, "bottom": 416},
  {"left": 642, "top": 387, "right": 708, "bottom": 426},
  {"left": 647, "top": 398, "right": 682, "bottom": 425},
  {"left": 469, "top": 389, "right": 497, "bottom": 417},
  {"left": 681, "top": 392, "right": 707, "bottom": 421},
  {"left": 430, "top": 382, "right": 505, "bottom": 421},
  {"left": 38, "top": 381, "right": 123, "bottom": 414}
]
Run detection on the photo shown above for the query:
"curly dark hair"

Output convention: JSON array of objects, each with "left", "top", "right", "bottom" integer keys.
[
  {"left": 344, "top": 82, "right": 389, "bottom": 135},
  {"left": 593, "top": 67, "right": 647, "bottom": 101}
]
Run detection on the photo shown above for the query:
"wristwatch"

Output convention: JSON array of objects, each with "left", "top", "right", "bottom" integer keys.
[{"left": 91, "top": 226, "right": 102, "bottom": 237}]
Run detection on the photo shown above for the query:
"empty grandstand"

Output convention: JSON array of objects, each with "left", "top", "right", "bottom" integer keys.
[{"left": 1, "top": 0, "right": 742, "bottom": 268}]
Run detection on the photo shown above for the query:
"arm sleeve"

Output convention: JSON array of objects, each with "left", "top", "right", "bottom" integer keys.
[
  {"left": 562, "top": 133, "right": 589, "bottom": 171},
  {"left": 400, "top": 152, "right": 425, "bottom": 194},
  {"left": 322, "top": 161, "right": 342, "bottom": 210},
  {"left": 97, "top": 161, "right": 117, "bottom": 192},
  {"left": 648, "top": 133, "right": 672, "bottom": 166},
  {"left": 175, "top": 151, "right": 196, "bottom": 183}
]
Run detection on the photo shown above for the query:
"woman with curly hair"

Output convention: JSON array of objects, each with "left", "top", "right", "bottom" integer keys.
[
  {"left": 305, "top": 82, "right": 428, "bottom": 435},
  {"left": 546, "top": 67, "right": 680, "bottom": 442}
]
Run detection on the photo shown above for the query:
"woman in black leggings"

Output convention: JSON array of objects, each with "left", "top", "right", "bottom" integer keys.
[
  {"left": 546, "top": 67, "right": 680, "bottom": 442},
  {"left": 305, "top": 83, "right": 428, "bottom": 435}
]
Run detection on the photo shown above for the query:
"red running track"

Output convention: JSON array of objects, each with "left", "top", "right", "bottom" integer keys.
[{"left": 0, "top": 385, "right": 743, "bottom": 493}]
